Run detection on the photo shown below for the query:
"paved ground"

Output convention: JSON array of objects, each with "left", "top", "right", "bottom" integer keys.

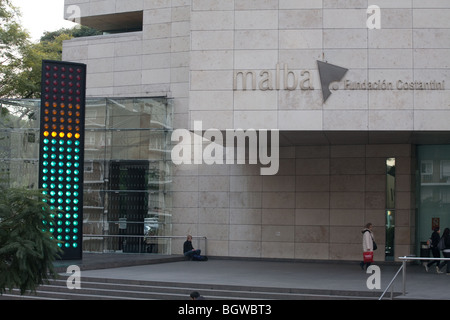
[{"left": 56, "top": 253, "right": 450, "bottom": 300}]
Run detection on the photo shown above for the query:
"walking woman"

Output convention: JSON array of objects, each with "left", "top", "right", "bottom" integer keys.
[
  {"left": 360, "top": 222, "right": 375, "bottom": 270},
  {"left": 437, "top": 228, "right": 450, "bottom": 275},
  {"left": 425, "top": 227, "right": 441, "bottom": 273}
]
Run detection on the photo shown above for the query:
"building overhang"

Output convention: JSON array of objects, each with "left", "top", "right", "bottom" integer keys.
[{"left": 77, "top": 11, "right": 143, "bottom": 33}]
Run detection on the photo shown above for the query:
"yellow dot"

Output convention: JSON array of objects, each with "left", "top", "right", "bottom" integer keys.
[
  {"left": 43, "top": 131, "right": 49, "bottom": 137},
  {"left": 51, "top": 132, "right": 57, "bottom": 137},
  {"left": 67, "top": 133, "right": 73, "bottom": 138},
  {"left": 75, "top": 133, "right": 80, "bottom": 139},
  {"left": 59, "top": 132, "right": 65, "bottom": 138}
]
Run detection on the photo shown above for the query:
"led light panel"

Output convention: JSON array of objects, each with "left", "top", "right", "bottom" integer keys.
[{"left": 39, "top": 60, "right": 86, "bottom": 260}]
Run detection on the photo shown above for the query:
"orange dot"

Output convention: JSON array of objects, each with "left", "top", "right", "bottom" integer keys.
[{"left": 67, "top": 133, "right": 73, "bottom": 138}]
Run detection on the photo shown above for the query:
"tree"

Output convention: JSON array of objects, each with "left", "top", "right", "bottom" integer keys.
[
  {"left": 11, "top": 32, "right": 73, "bottom": 98},
  {"left": 0, "top": 0, "right": 31, "bottom": 98},
  {"left": 0, "top": 185, "right": 62, "bottom": 295},
  {"left": 14, "top": 26, "right": 101, "bottom": 98},
  {"left": 40, "top": 25, "right": 102, "bottom": 42},
  {"left": 0, "top": 0, "right": 101, "bottom": 99}
]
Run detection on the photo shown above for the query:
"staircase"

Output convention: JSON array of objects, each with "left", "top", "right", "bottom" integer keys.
[{"left": 0, "top": 276, "right": 387, "bottom": 300}]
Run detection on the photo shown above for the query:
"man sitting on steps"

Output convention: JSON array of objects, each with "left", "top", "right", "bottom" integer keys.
[{"left": 183, "top": 235, "right": 207, "bottom": 261}]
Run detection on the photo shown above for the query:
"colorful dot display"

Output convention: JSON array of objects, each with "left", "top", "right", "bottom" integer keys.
[{"left": 39, "top": 60, "right": 86, "bottom": 260}]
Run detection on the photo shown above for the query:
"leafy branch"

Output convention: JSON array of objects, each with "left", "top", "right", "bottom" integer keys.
[{"left": 0, "top": 187, "right": 62, "bottom": 295}]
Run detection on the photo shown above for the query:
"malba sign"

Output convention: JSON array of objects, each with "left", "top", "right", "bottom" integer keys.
[{"left": 233, "top": 61, "right": 446, "bottom": 103}]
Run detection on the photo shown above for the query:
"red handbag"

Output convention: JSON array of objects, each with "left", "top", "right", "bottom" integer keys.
[{"left": 363, "top": 251, "right": 373, "bottom": 263}]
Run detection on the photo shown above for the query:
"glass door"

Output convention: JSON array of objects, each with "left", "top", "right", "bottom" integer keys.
[{"left": 417, "top": 145, "right": 450, "bottom": 256}]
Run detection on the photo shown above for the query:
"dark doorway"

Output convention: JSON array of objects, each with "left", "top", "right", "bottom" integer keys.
[{"left": 109, "top": 160, "right": 148, "bottom": 252}]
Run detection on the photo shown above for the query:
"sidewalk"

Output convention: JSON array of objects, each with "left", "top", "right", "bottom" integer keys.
[{"left": 63, "top": 254, "right": 450, "bottom": 300}]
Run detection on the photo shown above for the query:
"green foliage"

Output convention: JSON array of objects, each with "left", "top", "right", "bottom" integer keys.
[
  {"left": 12, "top": 33, "right": 74, "bottom": 99},
  {"left": 0, "top": 0, "right": 31, "bottom": 98},
  {"left": 15, "top": 26, "right": 101, "bottom": 98},
  {"left": 0, "top": 186, "right": 62, "bottom": 295},
  {"left": 0, "top": 0, "right": 101, "bottom": 99},
  {"left": 40, "top": 25, "right": 102, "bottom": 42}
]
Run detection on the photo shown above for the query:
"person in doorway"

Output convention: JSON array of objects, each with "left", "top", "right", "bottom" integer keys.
[
  {"left": 360, "top": 223, "right": 375, "bottom": 270},
  {"left": 437, "top": 228, "right": 450, "bottom": 275},
  {"left": 425, "top": 227, "right": 441, "bottom": 273},
  {"left": 183, "top": 234, "right": 201, "bottom": 260}
]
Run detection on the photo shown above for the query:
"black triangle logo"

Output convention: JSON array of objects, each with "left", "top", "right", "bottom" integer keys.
[{"left": 317, "top": 61, "right": 349, "bottom": 103}]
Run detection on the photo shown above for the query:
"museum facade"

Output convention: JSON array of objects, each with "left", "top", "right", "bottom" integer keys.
[{"left": 34, "top": 0, "right": 450, "bottom": 261}]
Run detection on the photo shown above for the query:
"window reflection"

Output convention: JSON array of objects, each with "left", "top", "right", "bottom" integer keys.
[
  {"left": 0, "top": 97, "right": 173, "bottom": 254},
  {"left": 418, "top": 145, "right": 450, "bottom": 257}
]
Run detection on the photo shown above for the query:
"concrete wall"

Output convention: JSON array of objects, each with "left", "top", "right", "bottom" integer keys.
[
  {"left": 63, "top": 0, "right": 191, "bottom": 130},
  {"left": 63, "top": 0, "right": 450, "bottom": 132},
  {"left": 170, "top": 143, "right": 415, "bottom": 261},
  {"left": 188, "top": 0, "right": 450, "bottom": 131},
  {"left": 62, "top": 0, "right": 443, "bottom": 260}
]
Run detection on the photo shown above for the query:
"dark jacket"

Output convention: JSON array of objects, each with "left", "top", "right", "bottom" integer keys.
[
  {"left": 444, "top": 235, "right": 450, "bottom": 250},
  {"left": 430, "top": 231, "right": 441, "bottom": 248},
  {"left": 183, "top": 240, "right": 194, "bottom": 253}
]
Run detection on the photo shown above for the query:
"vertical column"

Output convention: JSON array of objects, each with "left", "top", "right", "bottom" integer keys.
[{"left": 39, "top": 60, "right": 87, "bottom": 260}]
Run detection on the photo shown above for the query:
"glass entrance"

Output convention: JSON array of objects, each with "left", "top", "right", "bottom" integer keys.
[
  {"left": 417, "top": 145, "right": 450, "bottom": 256},
  {"left": 0, "top": 97, "right": 173, "bottom": 255}
]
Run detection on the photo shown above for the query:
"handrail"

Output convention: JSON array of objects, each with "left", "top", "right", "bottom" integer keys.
[
  {"left": 379, "top": 256, "right": 450, "bottom": 300},
  {"left": 379, "top": 263, "right": 404, "bottom": 300},
  {"left": 84, "top": 235, "right": 207, "bottom": 240},
  {"left": 83, "top": 234, "right": 208, "bottom": 255}
]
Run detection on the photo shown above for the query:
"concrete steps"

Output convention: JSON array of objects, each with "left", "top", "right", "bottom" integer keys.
[{"left": 0, "top": 276, "right": 386, "bottom": 300}]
